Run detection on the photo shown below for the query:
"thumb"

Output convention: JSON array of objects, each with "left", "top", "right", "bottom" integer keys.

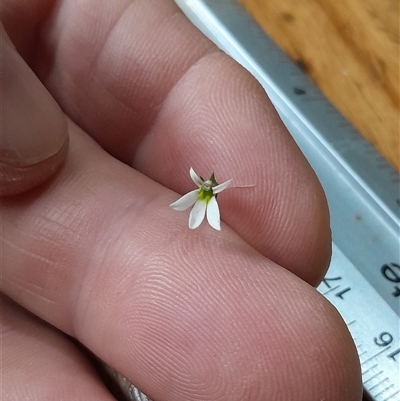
[{"left": 1, "top": 27, "right": 68, "bottom": 196}]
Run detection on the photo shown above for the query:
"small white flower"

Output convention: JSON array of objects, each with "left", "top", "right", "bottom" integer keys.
[{"left": 170, "top": 167, "right": 232, "bottom": 231}]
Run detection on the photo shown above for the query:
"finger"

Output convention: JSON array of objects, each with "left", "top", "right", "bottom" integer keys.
[
  {"left": 0, "top": 27, "right": 68, "bottom": 196},
  {"left": 133, "top": 53, "right": 332, "bottom": 285},
  {"left": 3, "top": 0, "right": 330, "bottom": 283},
  {"left": 1, "top": 295, "right": 116, "bottom": 401},
  {"left": 1, "top": 122, "right": 362, "bottom": 401}
]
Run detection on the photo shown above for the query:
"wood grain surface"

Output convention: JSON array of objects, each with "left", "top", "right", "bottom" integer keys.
[{"left": 239, "top": 0, "right": 399, "bottom": 171}]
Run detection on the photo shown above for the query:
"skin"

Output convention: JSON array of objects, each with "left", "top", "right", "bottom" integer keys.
[{"left": 1, "top": 0, "right": 363, "bottom": 400}]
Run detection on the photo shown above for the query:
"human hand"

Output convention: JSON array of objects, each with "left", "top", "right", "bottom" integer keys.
[{"left": 1, "top": 0, "right": 362, "bottom": 400}]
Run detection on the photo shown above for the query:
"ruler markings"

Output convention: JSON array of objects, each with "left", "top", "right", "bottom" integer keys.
[
  {"left": 369, "top": 378, "right": 389, "bottom": 392},
  {"left": 364, "top": 370, "right": 384, "bottom": 384},
  {"left": 374, "top": 384, "right": 395, "bottom": 399},
  {"left": 384, "top": 390, "right": 400, "bottom": 401},
  {"left": 361, "top": 347, "right": 392, "bottom": 365},
  {"left": 359, "top": 350, "right": 368, "bottom": 359},
  {"left": 321, "top": 285, "right": 341, "bottom": 296}
]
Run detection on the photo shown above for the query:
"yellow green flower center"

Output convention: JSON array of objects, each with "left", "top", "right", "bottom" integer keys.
[{"left": 198, "top": 175, "right": 217, "bottom": 202}]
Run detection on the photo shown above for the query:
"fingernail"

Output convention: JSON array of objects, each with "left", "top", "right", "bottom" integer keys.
[{"left": 1, "top": 29, "right": 68, "bottom": 167}]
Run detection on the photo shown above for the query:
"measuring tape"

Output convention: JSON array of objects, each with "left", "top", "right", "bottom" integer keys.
[{"left": 121, "top": 1, "right": 400, "bottom": 400}]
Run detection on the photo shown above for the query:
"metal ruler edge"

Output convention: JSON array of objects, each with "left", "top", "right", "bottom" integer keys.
[{"left": 174, "top": 0, "right": 400, "bottom": 400}]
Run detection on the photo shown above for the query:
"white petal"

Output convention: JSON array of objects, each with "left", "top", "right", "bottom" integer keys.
[
  {"left": 189, "top": 167, "right": 203, "bottom": 188},
  {"left": 206, "top": 196, "right": 221, "bottom": 230},
  {"left": 213, "top": 179, "right": 232, "bottom": 194},
  {"left": 169, "top": 190, "right": 199, "bottom": 211},
  {"left": 188, "top": 200, "right": 207, "bottom": 229}
]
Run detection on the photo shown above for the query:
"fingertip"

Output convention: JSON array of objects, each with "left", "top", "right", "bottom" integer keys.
[
  {"left": 299, "top": 291, "right": 363, "bottom": 401},
  {"left": 1, "top": 27, "right": 69, "bottom": 196}
]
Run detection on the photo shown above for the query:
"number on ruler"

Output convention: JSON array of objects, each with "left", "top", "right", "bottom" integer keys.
[
  {"left": 388, "top": 348, "right": 400, "bottom": 361},
  {"left": 322, "top": 276, "right": 341, "bottom": 288},
  {"left": 380, "top": 263, "right": 400, "bottom": 297},
  {"left": 373, "top": 332, "right": 400, "bottom": 362},
  {"left": 321, "top": 276, "right": 351, "bottom": 299},
  {"left": 374, "top": 332, "right": 393, "bottom": 347},
  {"left": 336, "top": 287, "right": 351, "bottom": 299}
]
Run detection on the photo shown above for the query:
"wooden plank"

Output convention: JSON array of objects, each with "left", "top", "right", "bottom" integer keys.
[{"left": 239, "top": 0, "right": 399, "bottom": 171}]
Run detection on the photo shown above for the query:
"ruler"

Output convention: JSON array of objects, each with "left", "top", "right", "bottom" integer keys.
[
  {"left": 121, "top": 1, "right": 400, "bottom": 400},
  {"left": 173, "top": 1, "right": 399, "bottom": 400}
]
